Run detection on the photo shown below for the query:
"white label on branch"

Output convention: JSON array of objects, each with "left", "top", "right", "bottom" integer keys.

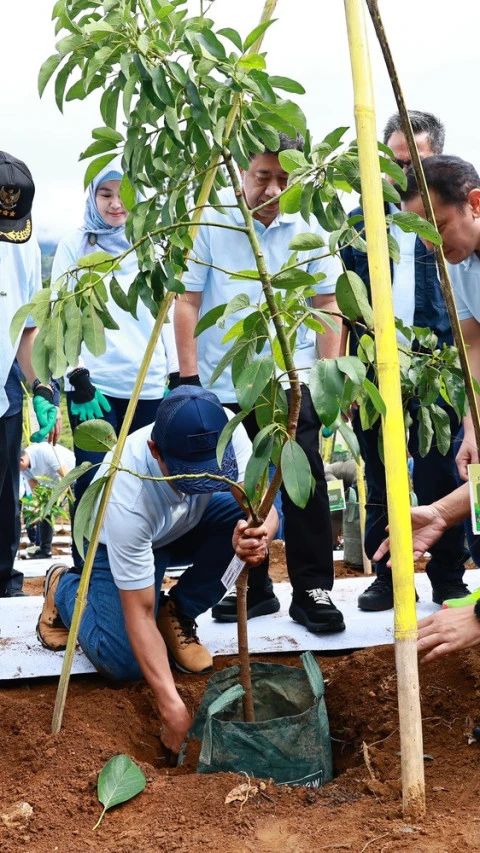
[{"left": 221, "top": 555, "right": 245, "bottom": 592}]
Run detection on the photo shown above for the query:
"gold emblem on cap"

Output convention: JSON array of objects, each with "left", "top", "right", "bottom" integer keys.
[
  {"left": 0, "top": 186, "right": 21, "bottom": 210},
  {"left": 0, "top": 220, "right": 32, "bottom": 241}
]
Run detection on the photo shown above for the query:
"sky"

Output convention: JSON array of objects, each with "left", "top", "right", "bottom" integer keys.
[{"left": 3, "top": 1, "right": 479, "bottom": 240}]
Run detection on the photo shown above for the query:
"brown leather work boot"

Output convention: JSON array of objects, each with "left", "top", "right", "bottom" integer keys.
[
  {"left": 36, "top": 564, "right": 70, "bottom": 651},
  {"left": 156, "top": 593, "right": 213, "bottom": 674}
]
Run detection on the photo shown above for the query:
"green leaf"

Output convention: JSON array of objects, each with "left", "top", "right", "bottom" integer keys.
[
  {"left": 336, "top": 271, "right": 374, "bottom": 327},
  {"left": 84, "top": 154, "right": 117, "bottom": 190},
  {"left": 271, "top": 267, "right": 316, "bottom": 289},
  {"left": 63, "top": 298, "right": 83, "bottom": 366},
  {"left": 119, "top": 174, "right": 136, "bottom": 212},
  {"left": 216, "top": 411, "right": 247, "bottom": 467},
  {"left": 363, "top": 378, "right": 386, "bottom": 417},
  {"left": 417, "top": 406, "right": 434, "bottom": 457},
  {"left": 390, "top": 211, "right": 442, "bottom": 246},
  {"left": 336, "top": 356, "right": 366, "bottom": 385},
  {"left": 269, "top": 75, "right": 305, "bottom": 95},
  {"left": 321, "top": 126, "right": 349, "bottom": 151},
  {"left": 151, "top": 64, "right": 174, "bottom": 106},
  {"left": 235, "top": 356, "right": 274, "bottom": 412},
  {"left": 42, "top": 462, "right": 93, "bottom": 517},
  {"left": 9, "top": 304, "right": 32, "bottom": 345},
  {"left": 379, "top": 155, "right": 407, "bottom": 189},
  {"left": 278, "top": 149, "right": 308, "bottom": 173},
  {"left": 238, "top": 53, "right": 266, "bottom": 70},
  {"left": 387, "top": 233, "right": 400, "bottom": 264},
  {"left": 279, "top": 183, "right": 303, "bottom": 215},
  {"left": 223, "top": 293, "right": 250, "bottom": 323},
  {"left": 38, "top": 54, "right": 62, "bottom": 97},
  {"left": 31, "top": 327, "right": 50, "bottom": 384},
  {"left": 77, "top": 250, "right": 118, "bottom": 271},
  {"left": 288, "top": 232, "right": 325, "bottom": 251},
  {"left": 74, "top": 419, "right": 118, "bottom": 453},
  {"left": 244, "top": 436, "right": 272, "bottom": 503},
  {"left": 337, "top": 419, "right": 361, "bottom": 462},
  {"left": 196, "top": 29, "right": 227, "bottom": 60},
  {"left": 94, "top": 754, "right": 146, "bottom": 831},
  {"left": 217, "top": 27, "right": 243, "bottom": 51},
  {"left": 194, "top": 304, "right": 227, "bottom": 337},
  {"left": 310, "top": 359, "right": 344, "bottom": 426},
  {"left": 381, "top": 177, "right": 401, "bottom": 204},
  {"left": 243, "top": 19, "right": 276, "bottom": 51},
  {"left": 74, "top": 476, "right": 108, "bottom": 559},
  {"left": 83, "top": 305, "right": 107, "bottom": 357},
  {"left": 92, "top": 126, "right": 123, "bottom": 144},
  {"left": 281, "top": 438, "right": 311, "bottom": 508},
  {"left": 429, "top": 403, "right": 451, "bottom": 456},
  {"left": 357, "top": 334, "right": 375, "bottom": 365},
  {"left": 109, "top": 276, "right": 130, "bottom": 313}
]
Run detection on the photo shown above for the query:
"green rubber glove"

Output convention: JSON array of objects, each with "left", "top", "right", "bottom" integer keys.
[
  {"left": 68, "top": 367, "right": 111, "bottom": 422},
  {"left": 31, "top": 390, "right": 58, "bottom": 442},
  {"left": 442, "top": 588, "right": 480, "bottom": 609}
]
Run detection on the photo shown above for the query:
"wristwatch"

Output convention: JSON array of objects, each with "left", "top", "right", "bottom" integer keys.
[
  {"left": 31, "top": 379, "right": 42, "bottom": 393},
  {"left": 473, "top": 600, "right": 480, "bottom": 623}
]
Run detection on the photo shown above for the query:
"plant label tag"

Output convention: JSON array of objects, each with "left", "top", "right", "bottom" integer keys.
[
  {"left": 468, "top": 464, "right": 480, "bottom": 534},
  {"left": 221, "top": 555, "right": 245, "bottom": 592},
  {"left": 327, "top": 479, "right": 346, "bottom": 512}
]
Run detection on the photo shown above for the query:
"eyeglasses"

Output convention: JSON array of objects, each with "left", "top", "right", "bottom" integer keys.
[{"left": 394, "top": 158, "right": 411, "bottom": 171}]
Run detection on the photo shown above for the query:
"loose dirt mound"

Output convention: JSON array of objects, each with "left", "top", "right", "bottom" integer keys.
[{"left": 2, "top": 552, "right": 480, "bottom": 852}]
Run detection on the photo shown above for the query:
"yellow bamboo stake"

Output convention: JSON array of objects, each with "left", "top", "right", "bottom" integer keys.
[
  {"left": 51, "top": 0, "right": 279, "bottom": 734},
  {"left": 344, "top": 0, "right": 425, "bottom": 817}
]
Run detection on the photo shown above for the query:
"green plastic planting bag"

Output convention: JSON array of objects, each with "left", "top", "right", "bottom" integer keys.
[{"left": 184, "top": 651, "right": 332, "bottom": 787}]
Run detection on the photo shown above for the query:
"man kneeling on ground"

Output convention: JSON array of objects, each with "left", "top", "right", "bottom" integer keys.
[{"left": 37, "top": 387, "right": 277, "bottom": 754}]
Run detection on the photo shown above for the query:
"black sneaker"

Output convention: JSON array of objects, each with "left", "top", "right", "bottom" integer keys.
[
  {"left": 358, "top": 575, "right": 419, "bottom": 611},
  {"left": 432, "top": 580, "right": 471, "bottom": 606},
  {"left": 212, "top": 586, "right": 280, "bottom": 622},
  {"left": 289, "top": 589, "right": 345, "bottom": 633},
  {"left": 27, "top": 549, "right": 53, "bottom": 560}
]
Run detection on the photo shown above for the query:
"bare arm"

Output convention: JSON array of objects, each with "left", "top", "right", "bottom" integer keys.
[
  {"left": 456, "top": 317, "right": 480, "bottom": 479},
  {"left": 312, "top": 293, "right": 341, "bottom": 360},
  {"left": 174, "top": 291, "right": 203, "bottom": 377},
  {"left": 119, "top": 586, "right": 192, "bottom": 754},
  {"left": 16, "top": 326, "right": 38, "bottom": 386}
]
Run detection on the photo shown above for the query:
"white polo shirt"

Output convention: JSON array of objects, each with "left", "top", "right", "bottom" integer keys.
[
  {"left": 96, "top": 413, "right": 251, "bottom": 591},
  {"left": 24, "top": 442, "right": 75, "bottom": 483},
  {"left": 0, "top": 238, "right": 42, "bottom": 417}
]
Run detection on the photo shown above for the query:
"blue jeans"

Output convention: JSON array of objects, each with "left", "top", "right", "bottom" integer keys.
[
  {"left": 55, "top": 492, "right": 245, "bottom": 680},
  {"left": 67, "top": 393, "right": 162, "bottom": 568}
]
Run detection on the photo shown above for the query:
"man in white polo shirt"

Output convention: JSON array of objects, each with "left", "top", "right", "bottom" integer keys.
[
  {"left": 37, "top": 386, "right": 277, "bottom": 756},
  {"left": 20, "top": 442, "right": 75, "bottom": 558}
]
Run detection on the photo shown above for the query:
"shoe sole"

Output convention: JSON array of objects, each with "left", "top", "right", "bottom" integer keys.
[
  {"left": 167, "top": 650, "right": 213, "bottom": 675},
  {"left": 212, "top": 597, "right": 280, "bottom": 623},
  {"left": 289, "top": 603, "right": 346, "bottom": 634},
  {"left": 36, "top": 564, "right": 70, "bottom": 651}
]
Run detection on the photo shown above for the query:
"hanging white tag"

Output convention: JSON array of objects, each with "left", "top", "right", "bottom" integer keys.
[{"left": 221, "top": 554, "right": 246, "bottom": 592}]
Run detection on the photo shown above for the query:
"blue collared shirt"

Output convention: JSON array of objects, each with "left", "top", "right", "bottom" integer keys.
[{"left": 448, "top": 252, "right": 480, "bottom": 322}]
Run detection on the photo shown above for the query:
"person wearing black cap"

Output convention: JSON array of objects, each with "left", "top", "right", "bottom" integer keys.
[
  {"left": 36, "top": 386, "right": 277, "bottom": 755},
  {"left": 0, "top": 151, "right": 60, "bottom": 598}
]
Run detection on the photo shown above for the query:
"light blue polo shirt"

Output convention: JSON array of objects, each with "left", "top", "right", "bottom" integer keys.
[
  {"left": 183, "top": 188, "right": 342, "bottom": 402},
  {"left": 448, "top": 253, "right": 480, "bottom": 322},
  {"left": 0, "top": 238, "right": 42, "bottom": 417}
]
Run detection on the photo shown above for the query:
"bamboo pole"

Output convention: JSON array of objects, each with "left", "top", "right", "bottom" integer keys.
[
  {"left": 51, "top": 0, "right": 279, "bottom": 734},
  {"left": 344, "top": 0, "right": 425, "bottom": 817},
  {"left": 364, "top": 0, "right": 480, "bottom": 465}
]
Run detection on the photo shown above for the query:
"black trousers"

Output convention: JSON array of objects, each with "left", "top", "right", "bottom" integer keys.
[
  {"left": 225, "top": 384, "right": 334, "bottom": 593},
  {"left": 0, "top": 411, "right": 24, "bottom": 595}
]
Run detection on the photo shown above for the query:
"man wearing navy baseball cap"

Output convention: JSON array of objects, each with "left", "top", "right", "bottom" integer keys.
[{"left": 37, "top": 386, "right": 278, "bottom": 757}]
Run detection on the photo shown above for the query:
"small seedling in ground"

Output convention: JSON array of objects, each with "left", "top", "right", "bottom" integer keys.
[{"left": 93, "top": 754, "right": 146, "bottom": 830}]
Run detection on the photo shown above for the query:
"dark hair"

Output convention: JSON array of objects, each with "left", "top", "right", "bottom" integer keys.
[
  {"left": 248, "top": 131, "right": 304, "bottom": 161},
  {"left": 383, "top": 110, "right": 445, "bottom": 154},
  {"left": 399, "top": 155, "right": 480, "bottom": 209}
]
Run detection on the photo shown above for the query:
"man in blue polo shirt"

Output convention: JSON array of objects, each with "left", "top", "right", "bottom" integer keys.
[
  {"left": 36, "top": 386, "right": 277, "bottom": 756},
  {"left": 174, "top": 133, "right": 345, "bottom": 635}
]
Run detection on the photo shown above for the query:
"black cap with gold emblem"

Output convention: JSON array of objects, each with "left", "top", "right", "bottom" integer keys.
[{"left": 0, "top": 151, "right": 35, "bottom": 244}]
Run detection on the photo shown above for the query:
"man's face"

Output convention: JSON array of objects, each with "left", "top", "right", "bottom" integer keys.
[
  {"left": 403, "top": 189, "right": 480, "bottom": 264},
  {"left": 20, "top": 453, "right": 29, "bottom": 472},
  {"left": 385, "top": 131, "right": 435, "bottom": 183},
  {"left": 241, "top": 153, "right": 289, "bottom": 226}
]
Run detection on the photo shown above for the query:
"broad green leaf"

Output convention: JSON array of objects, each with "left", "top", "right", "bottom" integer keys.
[
  {"left": 74, "top": 419, "right": 118, "bottom": 453},
  {"left": 119, "top": 174, "right": 136, "bottom": 212},
  {"left": 238, "top": 54, "right": 266, "bottom": 70},
  {"left": 151, "top": 64, "right": 174, "bottom": 106},
  {"left": 31, "top": 326, "right": 50, "bottom": 384},
  {"left": 38, "top": 54, "right": 61, "bottom": 97},
  {"left": 235, "top": 356, "right": 274, "bottom": 412},
  {"left": 417, "top": 406, "right": 434, "bottom": 457},
  {"left": 321, "top": 126, "right": 349, "bottom": 151},
  {"left": 217, "top": 27, "right": 243, "bottom": 51},
  {"left": 336, "top": 271, "right": 374, "bottom": 327},
  {"left": 30, "top": 288, "right": 53, "bottom": 327},
  {"left": 109, "top": 276, "right": 130, "bottom": 312},
  {"left": 228, "top": 269, "right": 259, "bottom": 281},
  {"left": 281, "top": 438, "right": 311, "bottom": 508},
  {"left": 94, "top": 753, "right": 146, "bottom": 830},
  {"left": 45, "top": 306, "right": 68, "bottom": 378},
  {"left": 269, "top": 75, "right": 305, "bottom": 95},
  {"left": 83, "top": 305, "right": 107, "bottom": 357},
  {"left": 336, "top": 355, "right": 366, "bottom": 385},
  {"left": 222, "top": 293, "right": 250, "bottom": 323},
  {"left": 9, "top": 304, "right": 32, "bottom": 345},
  {"left": 268, "top": 99, "right": 306, "bottom": 136},
  {"left": 78, "top": 250, "right": 117, "bottom": 271},
  {"left": 429, "top": 403, "right": 451, "bottom": 456},
  {"left": 271, "top": 267, "right": 315, "bottom": 289},
  {"left": 196, "top": 29, "right": 227, "bottom": 60},
  {"left": 381, "top": 177, "right": 401, "bottom": 204},
  {"left": 390, "top": 211, "right": 442, "bottom": 246},
  {"left": 74, "top": 475, "right": 108, "bottom": 559},
  {"left": 244, "top": 437, "right": 273, "bottom": 503},
  {"left": 243, "top": 19, "right": 276, "bottom": 51},
  {"left": 288, "top": 232, "right": 325, "bottom": 251},
  {"left": 194, "top": 304, "right": 226, "bottom": 337},
  {"left": 92, "top": 126, "right": 123, "bottom": 144},
  {"left": 357, "top": 333, "right": 375, "bottom": 364},
  {"left": 278, "top": 149, "right": 308, "bottom": 173},
  {"left": 216, "top": 411, "right": 247, "bottom": 467},
  {"left": 363, "top": 378, "right": 386, "bottom": 417},
  {"left": 379, "top": 155, "right": 407, "bottom": 188},
  {"left": 310, "top": 359, "right": 345, "bottom": 426},
  {"left": 209, "top": 339, "right": 248, "bottom": 387},
  {"left": 337, "top": 419, "right": 361, "bottom": 462},
  {"left": 387, "top": 233, "right": 400, "bottom": 264},
  {"left": 43, "top": 462, "right": 93, "bottom": 517},
  {"left": 84, "top": 154, "right": 117, "bottom": 191}
]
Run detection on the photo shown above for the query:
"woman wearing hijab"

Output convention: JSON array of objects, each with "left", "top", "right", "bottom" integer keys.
[{"left": 51, "top": 164, "right": 178, "bottom": 565}]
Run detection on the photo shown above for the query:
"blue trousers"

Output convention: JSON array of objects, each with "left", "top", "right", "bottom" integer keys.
[
  {"left": 353, "top": 400, "right": 468, "bottom": 586},
  {"left": 66, "top": 393, "right": 162, "bottom": 568},
  {"left": 55, "top": 492, "right": 245, "bottom": 680},
  {"left": 0, "top": 411, "right": 24, "bottom": 595}
]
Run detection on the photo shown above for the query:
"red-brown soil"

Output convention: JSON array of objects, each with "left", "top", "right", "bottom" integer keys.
[{"left": 2, "top": 545, "right": 480, "bottom": 852}]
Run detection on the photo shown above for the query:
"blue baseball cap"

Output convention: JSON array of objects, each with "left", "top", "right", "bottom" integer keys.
[{"left": 151, "top": 386, "right": 238, "bottom": 493}]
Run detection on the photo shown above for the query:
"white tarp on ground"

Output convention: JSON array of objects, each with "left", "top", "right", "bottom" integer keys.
[{"left": 3, "top": 571, "right": 480, "bottom": 680}]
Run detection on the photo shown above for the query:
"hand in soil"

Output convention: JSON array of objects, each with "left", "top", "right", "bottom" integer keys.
[
  {"left": 417, "top": 605, "right": 480, "bottom": 663},
  {"left": 160, "top": 699, "right": 192, "bottom": 757}
]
